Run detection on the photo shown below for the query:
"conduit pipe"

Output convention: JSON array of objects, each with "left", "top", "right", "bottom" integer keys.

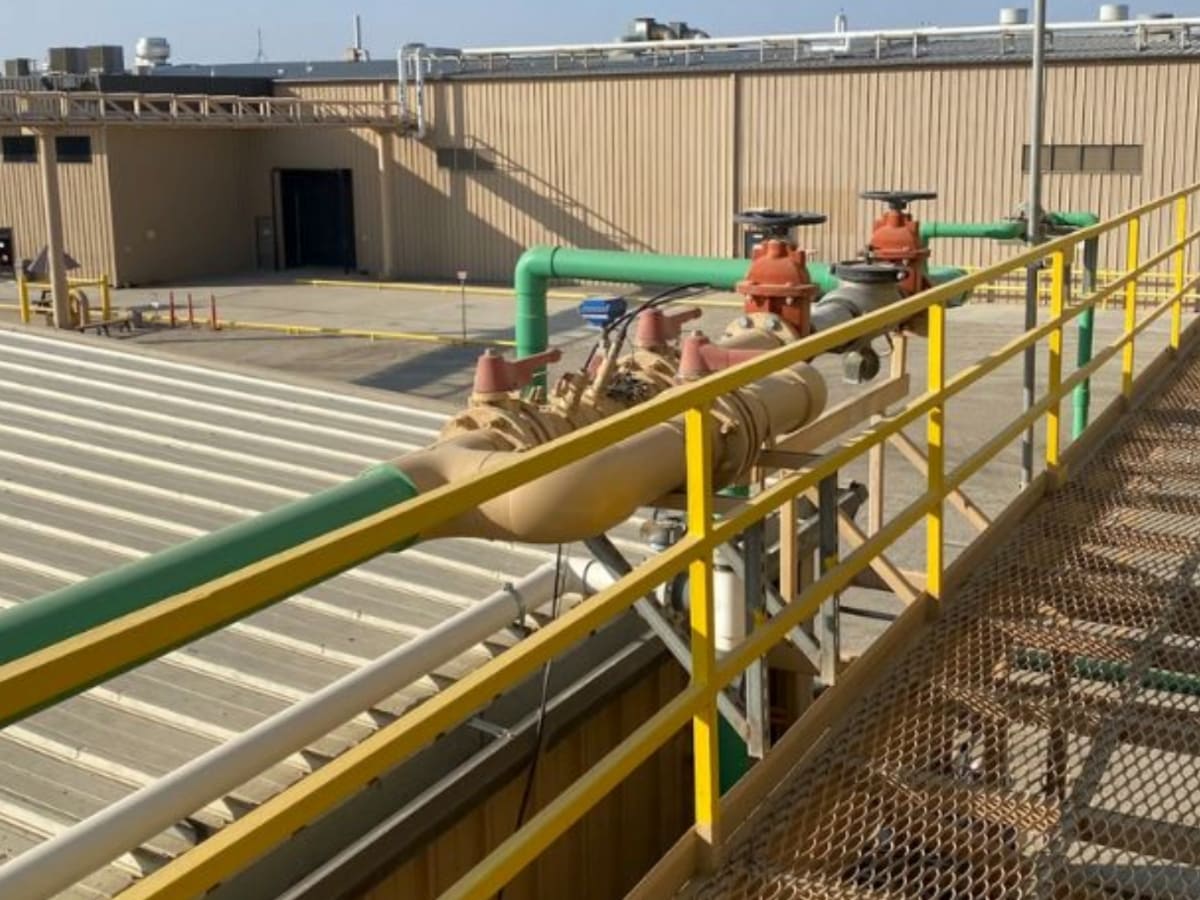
[{"left": 0, "top": 558, "right": 615, "bottom": 900}]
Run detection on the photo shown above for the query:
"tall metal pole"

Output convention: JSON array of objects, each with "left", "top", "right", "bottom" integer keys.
[
  {"left": 1020, "top": 0, "right": 1048, "bottom": 488},
  {"left": 36, "top": 129, "right": 71, "bottom": 329}
]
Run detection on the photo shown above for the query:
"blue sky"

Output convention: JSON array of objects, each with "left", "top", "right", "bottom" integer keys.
[{"left": 1, "top": 1, "right": 1196, "bottom": 64}]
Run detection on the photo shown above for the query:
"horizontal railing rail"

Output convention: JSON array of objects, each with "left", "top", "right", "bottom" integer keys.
[
  {"left": 0, "top": 90, "right": 405, "bottom": 128},
  {"left": 1, "top": 181, "right": 1198, "bottom": 898}
]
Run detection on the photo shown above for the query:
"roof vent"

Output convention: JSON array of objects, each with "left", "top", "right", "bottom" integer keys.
[
  {"left": 999, "top": 7, "right": 1029, "bottom": 25},
  {"left": 134, "top": 36, "right": 171, "bottom": 69},
  {"left": 1099, "top": 4, "right": 1130, "bottom": 21}
]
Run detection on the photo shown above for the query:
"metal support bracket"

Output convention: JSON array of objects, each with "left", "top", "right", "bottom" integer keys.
[{"left": 582, "top": 535, "right": 751, "bottom": 741}]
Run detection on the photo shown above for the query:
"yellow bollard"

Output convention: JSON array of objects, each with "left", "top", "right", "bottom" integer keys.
[
  {"left": 99, "top": 275, "right": 112, "bottom": 322},
  {"left": 17, "top": 277, "right": 30, "bottom": 324}
]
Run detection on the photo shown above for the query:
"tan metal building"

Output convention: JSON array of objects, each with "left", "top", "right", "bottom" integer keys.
[{"left": 2, "top": 19, "right": 1198, "bottom": 287}]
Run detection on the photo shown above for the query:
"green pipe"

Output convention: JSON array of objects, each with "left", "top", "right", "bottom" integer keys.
[
  {"left": 718, "top": 716, "right": 750, "bottom": 792},
  {"left": 1073, "top": 237, "right": 1100, "bottom": 438},
  {"left": 920, "top": 220, "right": 1025, "bottom": 242},
  {"left": 516, "top": 248, "right": 751, "bottom": 380},
  {"left": 1014, "top": 648, "right": 1200, "bottom": 698},
  {"left": 515, "top": 247, "right": 972, "bottom": 379},
  {"left": 0, "top": 463, "right": 419, "bottom": 676},
  {"left": 1048, "top": 211, "right": 1101, "bottom": 230}
]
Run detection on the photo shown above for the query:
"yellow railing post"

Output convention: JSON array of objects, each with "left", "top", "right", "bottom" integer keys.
[
  {"left": 17, "top": 277, "right": 30, "bottom": 324},
  {"left": 926, "top": 300, "right": 946, "bottom": 608},
  {"left": 1172, "top": 196, "right": 1188, "bottom": 350},
  {"left": 99, "top": 275, "right": 112, "bottom": 321},
  {"left": 1046, "top": 250, "right": 1066, "bottom": 477},
  {"left": 684, "top": 403, "right": 721, "bottom": 856},
  {"left": 1122, "top": 216, "right": 1140, "bottom": 398}
]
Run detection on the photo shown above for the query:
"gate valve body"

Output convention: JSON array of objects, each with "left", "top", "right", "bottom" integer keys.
[
  {"left": 677, "top": 331, "right": 768, "bottom": 381},
  {"left": 472, "top": 347, "right": 562, "bottom": 401},
  {"left": 862, "top": 190, "right": 937, "bottom": 296},
  {"left": 735, "top": 210, "right": 827, "bottom": 337},
  {"left": 634, "top": 306, "right": 703, "bottom": 350}
]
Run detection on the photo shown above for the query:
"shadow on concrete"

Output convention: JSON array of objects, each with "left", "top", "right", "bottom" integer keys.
[{"left": 353, "top": 305, "right": 587, "bottom": 401}]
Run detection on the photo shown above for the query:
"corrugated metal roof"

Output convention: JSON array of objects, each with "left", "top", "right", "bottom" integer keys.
[{"left": 0, "top": 327, "right": 591, "bottom": 897}]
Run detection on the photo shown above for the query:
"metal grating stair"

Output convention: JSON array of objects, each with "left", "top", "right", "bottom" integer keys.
[{"left": 688, "top": 347, "right": 1200, "bottom": 899}]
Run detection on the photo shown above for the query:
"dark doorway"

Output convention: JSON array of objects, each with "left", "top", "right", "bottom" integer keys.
[
  {"left": 277, "top": 169, "right": 356, "bottom": 271},
  {"left": 0, "top": 228, "right": 13, "bottom": 277}
]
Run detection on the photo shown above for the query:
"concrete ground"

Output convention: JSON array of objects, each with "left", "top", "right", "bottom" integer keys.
[{"left": 0, "top": 272, "right": 1183, "bottom": 654}]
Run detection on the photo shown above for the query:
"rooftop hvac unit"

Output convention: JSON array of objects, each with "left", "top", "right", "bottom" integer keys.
[
  {"left": 47, "top": 46, "right": 87, "bottom": 74},
  {"left": 85, "top": 45, "right": 124, "bottom": 74},
  {"left": 3, "top": 58, "right": 33, "bottom": 77},
  {"left": 999, "top": 7, "right": 1029, "bottom": 25},
  {"left": 1099, "top": 4, "right": 1130, "bottom": 21}
]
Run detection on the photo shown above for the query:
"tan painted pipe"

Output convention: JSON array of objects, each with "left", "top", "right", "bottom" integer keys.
[{"left": 393, "top": 363, "right": 826, "bottom": 544}]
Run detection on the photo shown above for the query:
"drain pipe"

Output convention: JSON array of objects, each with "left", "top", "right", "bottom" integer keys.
[{"left": 0, "top": 557, "right": 614, "bottom": 900}]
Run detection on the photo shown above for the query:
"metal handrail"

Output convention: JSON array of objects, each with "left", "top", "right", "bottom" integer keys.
[
  {"left": 0, "top": 90, "right": 405, "bottom": 127},
  {"left": 2, "top": 181, "right": 1198, "bottom": 898},
  {"left": 415, "top": 16, "right": 1200, "bottom": 75}
]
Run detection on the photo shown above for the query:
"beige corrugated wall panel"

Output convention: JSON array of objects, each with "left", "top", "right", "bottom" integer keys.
[
  {"left": 1036, "top": 60, "right": 1200, "bottom": 272},
  {"left": 0, "top": 127, "right": 114, "bottom": 279},
  {"left": 381, "top": 74, "right": 734, "bottom": 282},
  {"left": 738, "top": 59, "right": 1200, "bottom": 276},
  {"left": 106, "top": 128, "right": 255, "bottom": 284},
  {"left": 738, "top": 65, "right": 1029, "bottom": 271},
  {"left": 107, "top": 60, "right": 1199, "bottom": 286}
]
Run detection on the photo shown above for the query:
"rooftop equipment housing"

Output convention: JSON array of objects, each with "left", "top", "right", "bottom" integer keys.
[{"left": 135, "top": 36, "right": 171, "bottom": 69}]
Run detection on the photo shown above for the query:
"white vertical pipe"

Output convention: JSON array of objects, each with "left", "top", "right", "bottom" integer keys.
[
  {"left": 0, "top": 559, "right": 608, "bottom": 900},
  {"left": 396, "top": 49, "right": 408, "bottom": 122},
  {"left": 713, "top": 560, "right": 746, "bottom": 653},
  {"left": 414, "top": 49, "right": 426, "bottom": 139}
]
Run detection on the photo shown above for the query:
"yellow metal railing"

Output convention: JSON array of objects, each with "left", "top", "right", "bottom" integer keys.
[
  {"left": 2, "top": 183, "right": 1200, "bottom": 899},
  {"left": 966, "top": 264, "right": 1200, "bottom": 306},
  {"left": 17, "top": 274, "right": 112, "bottom": 325}
]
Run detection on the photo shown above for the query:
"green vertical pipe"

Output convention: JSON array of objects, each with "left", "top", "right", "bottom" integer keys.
[
  {"left": 0, "top": 463, "right": 420, "bottom": 668},
  {"left": 718, "top": 716, "right": 750, "bottom": 792},
  {"left": 515, "top": 247, "right": 752, "bottom": 371},
  {"left": 1073, "top": 237, "right": 1100, "bottom": 439}
]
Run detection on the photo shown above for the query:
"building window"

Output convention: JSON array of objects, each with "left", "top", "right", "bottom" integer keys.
[
  {"left": 435, "top": 146, "right": 495, "bottom": 172},
  {"left": 1022, "top": 143, "right": 1142, "bottom": 174},
  {"left": 55, "top": 135, "right": 91, "bottom": 164},
  {"left": 1, "top": 136, "right": 37, "bottom": 163}
]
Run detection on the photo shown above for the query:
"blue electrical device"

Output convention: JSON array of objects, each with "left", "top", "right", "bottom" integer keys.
[{"left": 578, "top": 296, "right": 627, "bottom": 329}]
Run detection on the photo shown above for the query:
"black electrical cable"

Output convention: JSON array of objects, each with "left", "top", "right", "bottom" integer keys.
[
  {"left": 499, "top": 542, "right": 565, "bottom": 900},
  {"left": 580, "top": 281, "right": 714, "bottom": 375}
]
